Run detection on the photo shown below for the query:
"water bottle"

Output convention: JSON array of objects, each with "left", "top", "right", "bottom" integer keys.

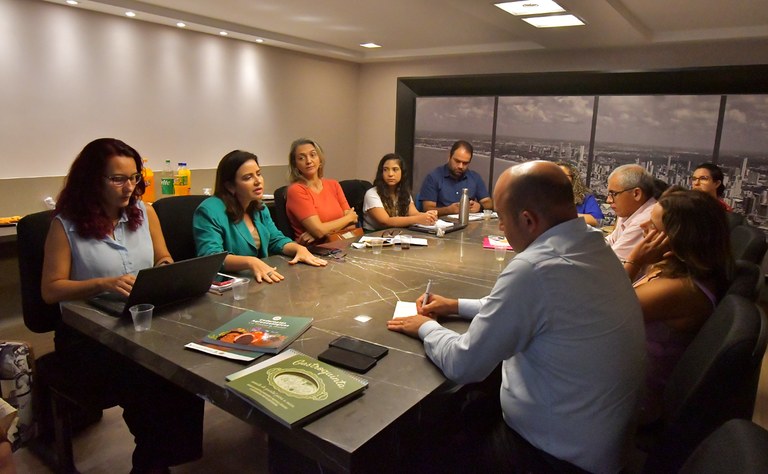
[{"left": 459, "top": 188, "right": 470, "bottom": 225}]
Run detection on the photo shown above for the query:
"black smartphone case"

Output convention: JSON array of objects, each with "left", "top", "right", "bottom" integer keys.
[
  {"left": 330, "top": 336, "right": 389, "bottom": 360},
  {"left": 318, "top": 347, "right": 377, "bottom": 373}
]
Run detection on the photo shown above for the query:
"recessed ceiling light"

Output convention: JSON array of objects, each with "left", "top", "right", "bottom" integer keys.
[
  {"left": 255, "top": 38, "right": 264, "bottom": 43},
  {"left": 176, "top": 22, "right": 186, "bottom": 28},
  {"left": 219, "top": 31, "right": 228, "bottom": 36},
  {"left": 522, "top": 14, "right": 585, "bottom": 28},
  {"left": 65, "top": 0, "right": 79, "bottom": 5},
  {"left": 125, "top": 11, "right": 136, "bottom": 18},
  {"left": 360, "top": 42, "right": 382, "bottom": 49},
  {"left": 495, "top": 1, "right": 565, "bottom": 16}
]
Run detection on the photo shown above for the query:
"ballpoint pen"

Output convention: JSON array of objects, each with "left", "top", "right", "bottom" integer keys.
[{"left": 424, "top": 279, "right": 433, "bottom": 304}]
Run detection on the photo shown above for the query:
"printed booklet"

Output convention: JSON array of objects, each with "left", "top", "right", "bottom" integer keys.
[
  {"left": 225, "top": 349, "right": 368, "bottom": 427},
  {"left": 202, "top": 310, "right": 312, "bottom": 354}
]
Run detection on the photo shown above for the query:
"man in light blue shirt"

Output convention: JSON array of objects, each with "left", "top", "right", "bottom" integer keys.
[{"left": 389, "top": 161, "right": 645, "bottom": 473}]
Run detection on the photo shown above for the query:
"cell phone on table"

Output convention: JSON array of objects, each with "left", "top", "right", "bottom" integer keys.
[
  {"left": 318, "top": 346, "right": 377, "bottom": 373},
  {"left": 329, "top": 336, "right": 388, "bottom": 360},
  {"left": 211, "top": 273, "right": 236, "bottom": 287}
]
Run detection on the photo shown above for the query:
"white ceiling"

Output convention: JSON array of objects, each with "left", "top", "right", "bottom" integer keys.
[{"left": 46, "top": 0, "right": 768, "bottom": 62}]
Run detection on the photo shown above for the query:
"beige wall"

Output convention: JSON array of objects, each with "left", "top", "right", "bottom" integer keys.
[{"left": 0, "top": 0, "right": 358, "bottom": 215}]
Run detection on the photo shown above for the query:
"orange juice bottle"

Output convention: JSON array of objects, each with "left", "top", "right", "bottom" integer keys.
[
  {"left": 174, "top": 162, "right": 191, "bottom": 196},
  {"left": 141, "top": 159, "right": 156, "bottom": 202}
]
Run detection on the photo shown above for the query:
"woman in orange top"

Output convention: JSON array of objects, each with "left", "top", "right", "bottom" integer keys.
[{"left": 285, "top": 138, "right": 358, "bottom": 245}]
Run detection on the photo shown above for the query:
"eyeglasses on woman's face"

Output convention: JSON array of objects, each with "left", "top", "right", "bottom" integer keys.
[
  {"left": 104, "top": 173, "right": 142, "bottom": 187},
  {"left": 690, "top": 175, "right": 712, "bottom": 183}
]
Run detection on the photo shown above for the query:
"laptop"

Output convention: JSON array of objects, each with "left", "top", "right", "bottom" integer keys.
[{"left": 88, "top": 252, "right": 227, "bottom": 317}]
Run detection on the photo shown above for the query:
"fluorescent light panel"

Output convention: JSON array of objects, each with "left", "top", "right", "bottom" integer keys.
[
  {"left": 360, "top": 42, "right": 381, "bottom": 49},
  {"left": 523, "top": 14, "right": 584, "bottom": 28},
  {"left": 495, "top": 1, "right": 565, "bottom": 16}
]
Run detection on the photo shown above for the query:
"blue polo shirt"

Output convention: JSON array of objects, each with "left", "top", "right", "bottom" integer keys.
[{"left": 419, "top": 164, "right": 491, "bottom": 208}]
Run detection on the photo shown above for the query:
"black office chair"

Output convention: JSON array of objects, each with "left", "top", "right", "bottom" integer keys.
[
  {"left": 679, "top": 419, "right": 768, "bottom": 474},
  {"left": 730, "top": 223, "right": 767, "bottom": 265},
  {"left": 726, "top": 212, "right": 746, "bottom": 230},
  {"left": 641, "top": 294, "right": 768, "bottom": 473},
  {"left": 726, "top": 259, "right": 763, "bottom": 301},
  {"left": 272, "top": 185, "right": 294, "bottom": 239},
  {"left": 339, "top": 179, "right": 373, "bottom": 227},
  {"left": 17, "top": 210, "right": 100, "bottom": 473},
  {"left": 152, "top": 195, "right": 208, "bottom": 261}
]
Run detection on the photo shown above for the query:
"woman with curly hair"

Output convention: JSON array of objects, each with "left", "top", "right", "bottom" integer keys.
[
  {"left": 557, "top": 161, "right": 604, "bottom": 226},
  {"left": 623, "top": 188, "right": 733, "bottom": 422},
  {"left": 363, "top": 153, "right": 437, "bottom": 230},
  {"left": 41, "top": 138, "right": 204, "bottom": 473}
]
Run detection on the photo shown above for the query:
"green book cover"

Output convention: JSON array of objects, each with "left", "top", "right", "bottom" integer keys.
[
  {"left": 225, "top": 349, "right": 368, "bottom": 427},
  {"left": 202, "top": 310, "right": 312, "bottom": 354}
]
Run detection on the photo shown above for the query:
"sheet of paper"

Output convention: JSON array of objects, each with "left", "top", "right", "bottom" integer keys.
[
  {"left": 411, "top": 219, "right": 455, "bottom": 231},
  {"left": 393, "top": 301, "right": 418, "bottom": 319}
]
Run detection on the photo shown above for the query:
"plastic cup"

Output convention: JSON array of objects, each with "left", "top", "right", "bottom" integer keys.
[
  {"left": 400, "top": 234, "right": 412, "bottom": 250},
  {"left": 494, "top": 245, "right": 506, "bottom": 262},
  {"left": 129, "top": 304, "right": 154, "bottom": 332},
  {"left": 232, "top": 277, "right": 250, "bottom": 300},
  {"left": 483, "top": 209, "right": 493, "bottom": 221},
  {"left": 370, "top": 237, "right": 384, "bottom": 255}
]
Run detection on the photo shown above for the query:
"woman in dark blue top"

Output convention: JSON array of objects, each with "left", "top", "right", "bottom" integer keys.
[{"left": 558, "top": 161, "right": 604, "bottom": 227}]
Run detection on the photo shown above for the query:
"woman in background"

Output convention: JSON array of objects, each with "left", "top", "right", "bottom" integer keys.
[
  {"left": 622, "top": 188, "right": 732, "bottom": 422},
  {"left": 193, "top": 150, "right": 326, "bottom": 284},
  {"left": 285, "top": 138, "right": 358, "bottom": 244},
  {"left": 41, "top": 138, "right": 203, "bottom": 474},
  {"left": 557, "top": 161, "right": 603, "bottom": 226},
  {"left": 363, "top": 153, "right": 437, "bottom": 230},
  {"left": 692, "top": 162, "right": 732, "bottom": 211}
]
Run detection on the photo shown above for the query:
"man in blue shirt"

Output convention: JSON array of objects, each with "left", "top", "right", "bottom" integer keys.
[
  {"left": 389, "top": 161, "right": 645, "bottom": 472},
  {"left": 420, "top": 140, "right": 493, "bottom": 216}
]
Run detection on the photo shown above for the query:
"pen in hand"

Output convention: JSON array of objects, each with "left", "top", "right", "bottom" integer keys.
[{"left": 424, "top": 279, "right": 433, "bottom": 305}]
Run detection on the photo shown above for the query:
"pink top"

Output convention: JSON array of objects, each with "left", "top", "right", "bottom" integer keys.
[{"left": 285, "top": 178, "right": 350, "bottom": 239}]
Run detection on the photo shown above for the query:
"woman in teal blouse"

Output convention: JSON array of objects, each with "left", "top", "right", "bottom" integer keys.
[{"left": 194, "top": 150, "right": 326, "bottom": 283}]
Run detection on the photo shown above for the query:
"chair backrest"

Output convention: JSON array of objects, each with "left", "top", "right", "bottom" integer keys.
[
  {"left": 151, "top": 195, "right": 208, "bottom": 261},
  {"left": 680, "top": 419, "right": 768, "bottom": 474},
  {"left": 645, "top": 294, "right": 768, "bottom": 471},
  {"left": 726, "top": 259, "right": 763, "bottom": 302},
  {"left": 272, "top": 185, "right": 294, "bottom": 239},
  {"left": 731, "top": 223, "right": 767, "bottom": 265},
  {"left": 726, "top": 212, "right": 746, "bottom": 230},
  {"left": 17, "top": 210, "right": 61, "bottom": 333},
  {"left": 339, "top": 179, "right": 373, "bottom": 227}
]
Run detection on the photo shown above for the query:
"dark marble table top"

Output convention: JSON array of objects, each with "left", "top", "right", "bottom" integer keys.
[{"left": 62, "top": 219, "right": 508, "bottom": 472}]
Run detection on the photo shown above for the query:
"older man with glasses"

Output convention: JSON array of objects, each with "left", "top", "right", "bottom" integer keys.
[{"left": 605, "top": 164, "right": 657, "bottom": 260}]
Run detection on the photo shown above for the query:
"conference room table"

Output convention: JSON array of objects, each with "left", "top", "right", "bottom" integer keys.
[{"left": 61, "top": 218, "right": 509, "bottom": 473}]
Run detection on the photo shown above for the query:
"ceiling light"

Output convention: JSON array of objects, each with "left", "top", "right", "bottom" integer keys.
[
  {"left": 176, "top": 22, "right": 186, "bottom": 28},
  {"left": 360, "top": 43, "right": 382, "bottom": 49},
  {"left": 219, "top": 31, "right": 228, "bottom": 36},
  {"left": 125, "top": 11, "right": 136, "bottom": 18},
  {"left": 495, "top": 1, "right": 565, "bottom": 16},
  {"left": 523, "top": 14, "right": 584, "bottom": 28},
  {"left": 255, "top": 38, "right": 264, "bottom": 43},
  {"left": 65, "top": 1, "right": 79, "bottom": 5}
]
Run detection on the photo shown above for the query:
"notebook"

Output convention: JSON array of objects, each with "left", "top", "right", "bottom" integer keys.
[{"left": 87, "top": 252, "right": 227, "bottom": 317}]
